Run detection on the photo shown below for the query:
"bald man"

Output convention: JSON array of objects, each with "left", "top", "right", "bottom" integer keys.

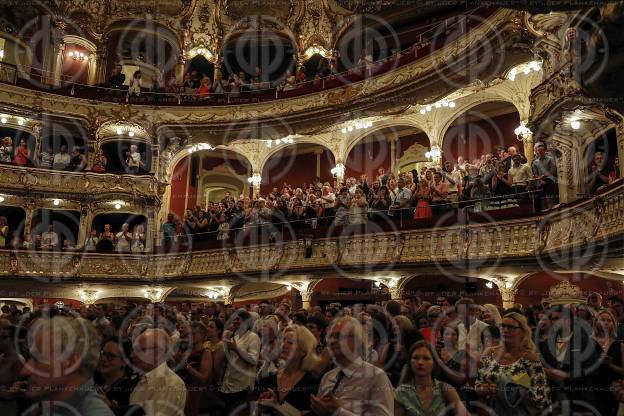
[{"left": 130, "top": 328, "right": 186, "bottom": 416}]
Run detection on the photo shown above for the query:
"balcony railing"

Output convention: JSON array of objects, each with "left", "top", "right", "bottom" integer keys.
[{"left": 1, "top": 181, "right": 622, "bottom": 280}]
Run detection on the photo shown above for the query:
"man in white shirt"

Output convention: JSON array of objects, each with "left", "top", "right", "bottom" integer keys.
[
  {"left": 508, "top": 153, "right": 534, "bottom": 195},
  {"left": 311, "top": 316, "right": 393, "bottom": 416},
  {"left": 390, "top": 178, "right": 412, "bottom": 218},
  {"left": 455, "top": 297, "right": 489, "bottom": 354},
  {"left": 130, "top": 328, "right": 186, "bottom": 416},
  {"left": 125, "top": 144, "right": 142, "bottom": 174},
  {"left": 252, "top": 300, "right": 273, "bottom": 334},
  {"left": 52, "top": 144, "right": 71, "bottom": 170},
  {"left": 220, "top": 308, "right": 261, "bottom": 414},
  {"left": 41, "top": 225, "right": 58, "bottom": 249}
]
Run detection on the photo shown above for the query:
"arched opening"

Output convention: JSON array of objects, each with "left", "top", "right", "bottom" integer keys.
[
  {"left": 402, "top": 275, "right": 502, "bottom": 306},
  {"left": 90, "top": 213, "right": 148, "bottom": 252},
  {"left": 168, "top": 149, "right": 251, "bottom": 219},
  {"left": 0, "top": 205, "right": 25, "bottom": 248},
  {"left": 442, "top": 101, "right": 521, "bottom": 163},
  {"left": 61, "top": 43, "right": 92, "bottom": 85},
  {"left": 185, "top": 54, "right": 215, "bottom": 83},
  {"left": 100, "top": 140, "right": 152, "bottom": 174},
  {"left": 221, "top": 30, "right": 297, "bottom": 85},
  {"left": 261, "top": 143, "right": 335, "bottom": 194},
  {"left": 230, "top": 282, "right": 297, "bottom": 308},
  {"left": 344, "top": 125, "right": 429, "bottom": 180},
  {"left": 311, "top": 278, "right": 390, "bottom": 308},
  {"left": 585, "top": 127, "right": 619, "bottom": 194},
  {"left": 31, "top": 208, "right": 80, "bottom": 250},
  {"left": 0, "top": 126, "right": 35, "bottom": 166}
]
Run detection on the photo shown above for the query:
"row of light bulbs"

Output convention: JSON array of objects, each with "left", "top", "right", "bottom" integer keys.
[
  {"left": 51, "top": 198, "right": 124, "bottom": 210},
  {"left": 188, "top": 143, "right": 215, "bottom": 154},
  {"left": 341, "top": 120, "right": 374, "bottom": 133},
  {"left": 68, "top": 51, "right": 89, "bottom": 62},
  {"left": 265, "top": 137, "right": 295, "bottom": 148},
  {"left": 419, "top": 100, "right": 456, "bottom": 115},
  {"left": 206, "top": 288, "right": 227, "bottom": 299},
  {"left": 189, "top": 47, "right": 214, "bottom": 60},
  {"left": 115, "top": 127, "right": 135, "bottom": 137},
  {"left": 0, "top": 115, "right": 26, "bottom": 125},
  {"left": 507, "top": 60, "right": 542, "bottom": 81},
  {"left": 485, "top": 281, "right": 513, "bottom": 289}
]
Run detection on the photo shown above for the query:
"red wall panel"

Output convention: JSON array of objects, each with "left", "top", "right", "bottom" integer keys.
[
  {"left": 403, "top": 275, "right": 502, "bottom": 306},
  {"left": 443, "top": 112, "right": 521, "bottom": 163},
  {"left": 261, "top": 149, "right": 335, "bottom": 194},
  {"left": 169, "top": 156, "right": 190, "bottom": 217}
]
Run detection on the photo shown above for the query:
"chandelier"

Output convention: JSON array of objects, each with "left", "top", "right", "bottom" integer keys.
[
  {"left": 247, "top": 174, "right": 262, "bottom": 186},
  {"left": 330, "top": 163, "right": 345, "bottom": 177},
  {"left": 79, "top": 289, "right": 100, "bottom": 305},
  {"left": 68, "top": 51, "right": 89, "bottom": 62},
  {"left": 143, "top": 288, "right": 164, "bottom": 303}
]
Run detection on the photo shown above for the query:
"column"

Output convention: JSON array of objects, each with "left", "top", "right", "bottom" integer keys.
[
  {"left": 500, "top": 287, "right": 518, "bottom": 309},
  {"left": 150, "top": 144, "right": 159, "bottom": 175},
  {"left": 315, "top": 148, "right": 322, "bottom": 178},
  {"left": 617, "top": 122, "right": 624, "bottom": 179},
  {"left": 389, "top": 286, "right": 403, "bottom": 301},
  {"left": 389, "top": 135, "right": 397, "bottom": 173},
  {"left": 523, "top": 131, "right": 534, "bottom": 166},
  {"left": 87, "top": 50, "right": 98, "bottom": 85},
  {"left": 95, "top": 42, "right": 108, "bottom": 84},
  {"left": 301, "top": 290, "right": 313, "bottom": 310},
  {"left": 76, "top": 204, "right": 94, "bottom": 249},
  {"left": 31, "top": 122, "right": 42, "bottom": 162},
  {"left": 175, "top": 53, "right": 186, "bottom": 83},
  {"left": 145, "top": 206, "right": 158, "bottom": 252},
  {"left": 23, "top": 200, "right": 35, "bottom": 238},
  {"left": 52, "top": 43, "right": 65, "bottom": 86}
]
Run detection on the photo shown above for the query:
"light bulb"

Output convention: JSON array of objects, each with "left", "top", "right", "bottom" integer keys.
[
  {"left": 485, "top": 281, "right": 493, "bottom": 289},
  {"left": 53, "top": 199, "right": 60, "bottom": 206},
  {"left": 0, "top": 196, "right": 4, "bottom": 203},
  {"left": 347, "top": 126, "right": 353, "bottom": 132},
  {"left": 570, "top": 120, "right": 581, "bottom": 130},
  {"left": 128, "top": 131, "right": 135, "bottom": 137},
  {"left": 419, "top": 108, "right": 426, "bottom": 114},
  {"left": 449, "top": 102, "right": 456, "bottom": 108},
  {"left": 341, "top": 128, "right": 347, "bottom": 133},
  {"left": 1, "top": 117, "right": 6, "bottom": 124},
  {"left": 426, "top": 105, "right": 432, "bottom": 111},
  {"left": 116, "top": 128, "right": 122, "bottom": 135},
  {"left": 114, "top": 203, "right": 122, "bottom": 210},
  {"left": 17, "top": 118, "right": 24, "bottom": 126},
  {"left": 505, "top": 282, "right": 512, "bottom": 289}
]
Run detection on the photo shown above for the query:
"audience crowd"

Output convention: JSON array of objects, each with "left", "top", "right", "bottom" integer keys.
[{"left": 0, "top": 291, "right": 622, "bottom": 416}]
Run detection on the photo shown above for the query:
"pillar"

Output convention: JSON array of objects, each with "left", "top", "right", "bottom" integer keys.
[
  {"left": 145, "top": 206, "right": 158, "bottom": 252},
  {"left": 617, "top": 122, "right": 624, "bottom": 179},
  {"left": 523, "top": 131, "right": 534, "bottom": 166},
  {"left": 500, "top": 288, "right": 518, "bottom": 309},
  {"left": 175, "top": 53, "right": 186, "bottom": 83},
  {"left": 389, "top": 135, "right": 397, "bottom": 173},
  {"left": 31, "top": 122, "right": 42, "bottom": 162},
  {"left": 301, "top": 290, "right": 313, "bottom": 310},
  {"left": 315, "top": 148, "right": 322, "bottom": 178},
  {"left": 23, "top": 200, "right": 35, "bottom": 238},
  {"left": 52, "top": 43, "right": 65, "bottom": 86},
  {"left": 94, "top": 42, "right": 108, "bottom": 85},
  {"left": 76, "top": 204, "right": 94, "bottom": 249},
  {"left": 389, "top": 286, "right": 403, "bottom": 301},
  {"left": 87, "top": 51, "right": 97, "bottom": 85},
  {"left": 150, "top": 144, "right": 159, "bottom": 175},
  {"left": 551, "top": 138, "right": 580, "bottom": 203}
]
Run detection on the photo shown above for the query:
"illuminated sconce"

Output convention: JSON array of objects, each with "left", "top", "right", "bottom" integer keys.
[
  {"left": 485, "top": 281, "right": 494, "bottom": 289},
  {"left": 425, "top": 145, "right": 441, "bottom": 160},
  {"left": 247, "top": 174, "right": 262, "bottom": 187},
  {"left": 144, "top": 287, "right": 164, "bottom": 303},
  {"left": 0, "top": 195, "right": 5, "bottom": 203},
  {"left": 330, "top": 163, "right": 345, "bottom": 178},
  {"left": 570, "top": 119, "right": 581, "bottom": 130},
  {"left": 53, "top": 199, "right": 61, "bottom": 206},
  {"left": 514, "top": 121, "right": 532, "bottom": 141},
  {"left": 188, "top": 143, "right": 215, "bottom": 154}
]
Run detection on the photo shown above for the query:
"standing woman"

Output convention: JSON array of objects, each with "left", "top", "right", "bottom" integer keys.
[
  {"left": 413, "top": 179, "right": 432, "bottom": 219},
  {"left": 592, "top": 309, "right": 624, "bottom": 416},
  {"left": 95, "top": 337, "right": 139, "bottom": 412},
  {"left": 115, "top": 223, "right": 132, "bottom": 252},
  {"left": 182, "top": 322, "right": 213, "bottom": 416},
  {"left": 98, "top": 224, "right": 116, "bottom": 250},
  {"left": 475, "top": 312, "right": 551, "bottom": 415},
  {"left": 131, "top": 224, "right": 146, "bottom": 253},
  {"left": 0, "top": 216, "right": 8, "bottom": 248},
  {"left": 394, "top": 341, "right": 467, "bottom": 415},
  {"left": 201, "top": 318, "right": 226, "bottom": 415},
  {"left": 195, "top": 210, "right": 209, "bottom": 241},
  {"left": 348, "top": 187, "right": 369, "bottom": 226},
  {"left": 13, "top": 138, "right": 30, "bottom": 166}
]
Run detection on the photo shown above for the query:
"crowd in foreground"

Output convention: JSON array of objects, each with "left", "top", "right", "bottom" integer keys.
[{"left": 0, "top": 291, "right": 623, "bottom": 415}]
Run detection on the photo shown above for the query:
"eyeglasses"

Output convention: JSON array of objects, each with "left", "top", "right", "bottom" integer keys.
[
  {"left": 501, "top": 324, "right": 522, "bottom": 331},
  {"left": 100, "top": 351, "right": 121, "bottom": 360}
]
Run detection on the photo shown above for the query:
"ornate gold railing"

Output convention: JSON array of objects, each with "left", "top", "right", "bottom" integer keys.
[{"left": 2, "top": 182, "right": 621, "bottom": 280}]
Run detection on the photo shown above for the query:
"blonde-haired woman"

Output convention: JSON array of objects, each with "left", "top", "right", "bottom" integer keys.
[
  {"left": 482, "top": 304, "right": 502, "bottom": 326},
  {"left": 258, "top": 324, "right": 320, "bottom": 414},
  {"left": 593, "top": 309, "right": 624, "bottom": 416},
  {"left": 475, "top": 312, "right": 551, "bottom": 415}
]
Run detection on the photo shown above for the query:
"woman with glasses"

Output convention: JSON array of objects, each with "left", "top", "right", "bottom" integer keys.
[
  {"left": 475, "top": 312, "right": 550, "bottom": 415},
  {"left": 95, "top": 337, "right": 139, "bottom": 413}
]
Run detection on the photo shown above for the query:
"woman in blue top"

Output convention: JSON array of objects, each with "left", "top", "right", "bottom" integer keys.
[{"left": 394, "top": 341, "right": 467, "bottom": 415}]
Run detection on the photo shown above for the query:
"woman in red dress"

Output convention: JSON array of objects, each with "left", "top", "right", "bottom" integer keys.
[
  {"left": 13, "top": 138, "right": 30, "bottom": 166},
  {"left": 413, "top": 179, "right": 432, "bottom": 219}
]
